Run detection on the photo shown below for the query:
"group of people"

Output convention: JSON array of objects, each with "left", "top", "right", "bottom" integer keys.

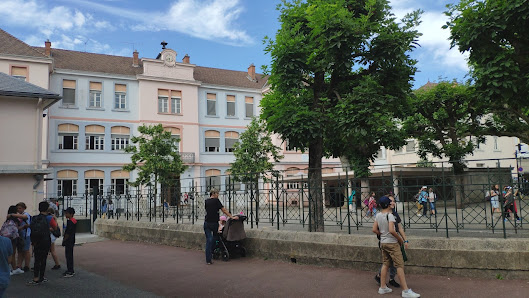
[
  {"left": 415, "top": 186, "right": 437, "bottom": 217},
  {"left": 0, "top": 200, "right": 77, "bottom": 293},
  {"left": 486, "top": 184, "right": 522, "bottom": 221}
]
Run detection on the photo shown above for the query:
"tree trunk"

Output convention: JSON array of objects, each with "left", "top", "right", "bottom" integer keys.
[{"left": 308, "top": 137, "right": 324, "bottom": 232}]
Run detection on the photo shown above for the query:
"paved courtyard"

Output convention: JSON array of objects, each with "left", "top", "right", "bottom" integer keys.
[{"left": 5, "top": 235, "right": 529, "bottom": 297}]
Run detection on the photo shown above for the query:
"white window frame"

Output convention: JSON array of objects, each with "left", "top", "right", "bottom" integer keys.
[
  {"left": 86, "top": 134, "right": 105, "bottom": 150},
  {"left": 58, "top": 134, "right": 78, "bottom": 150},
  {"left": 114, "top": 92, "right": 126, "bottom": 109},
  {"left": 111, "top": 135, "right": 130, "bottom": 151},
  {"left": 85, "top": 179, "right": 104, "bottom": 194},
  {"left": 171, "top": 96, "right": 181, "bottom": 114},
  {"left": 206, "top": 93, "right": 217, "bottom": 116},
  {"left": 205, "top": 137, "right": 220, "bottom": 152},
  {"left": 111, "top": 178, "right": 129, "bottom": 195},
  {"left": 89, "top": 90, "right": 102, "bottom": 108},
  {"left": 158, "top": 96, "right": 169, "bottom": 113},
  {"left": 58, "top": 179, "right": 77, "bottom": 196}
]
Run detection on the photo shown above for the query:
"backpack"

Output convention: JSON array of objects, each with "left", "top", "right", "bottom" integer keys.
[
  {"left": 0, "top": 220, "right": 19, "bottom": 239},
  {"left": 30, "top": 214, "right": 50, "bottom": 242}
]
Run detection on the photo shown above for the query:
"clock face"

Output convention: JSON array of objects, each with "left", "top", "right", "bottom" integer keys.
[{"left": 165, "top": 54, "right": 174, "bottom": 63}]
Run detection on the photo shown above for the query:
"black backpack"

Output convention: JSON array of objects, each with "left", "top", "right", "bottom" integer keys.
[{"left": 30, "top": 214, "right": 50, "bottom": 242}]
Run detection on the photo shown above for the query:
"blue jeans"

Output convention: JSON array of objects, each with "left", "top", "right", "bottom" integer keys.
[{"left": 204, "top": 222, "right": 219, "bottom": 263}]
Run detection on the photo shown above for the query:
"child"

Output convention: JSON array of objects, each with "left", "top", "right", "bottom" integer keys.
[
  {"left": 372, "top": 196, "right": 420, "bottom": 297},
  {"left": 47, "top": 208, "right": 61, "bottom": 270},
  {"left": 218, "top": 215, "right": 227, "bottom": 233},
  {"left": 62, "top": 207, "right": 77, "bottom": 278}
]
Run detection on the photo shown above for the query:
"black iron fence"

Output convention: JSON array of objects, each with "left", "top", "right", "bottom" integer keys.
[{"left": 49, "top": 159, "right": 529, "bottom": 238}]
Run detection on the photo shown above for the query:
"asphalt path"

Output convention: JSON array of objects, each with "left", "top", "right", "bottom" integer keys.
[{"left": 5, "top": 239, "right": 529, "bottom": 297}]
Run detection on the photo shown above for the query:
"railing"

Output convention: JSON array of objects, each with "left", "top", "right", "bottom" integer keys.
[{"left": 48, "top": 159, "right": 529, "bottom": 239}]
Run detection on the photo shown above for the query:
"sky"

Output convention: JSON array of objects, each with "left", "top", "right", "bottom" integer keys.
[{"left": 0, "top": 0, "right": 469, "bottom": 89}]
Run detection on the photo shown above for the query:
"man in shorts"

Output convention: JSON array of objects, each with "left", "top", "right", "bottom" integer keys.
[{"left": 373, "top": 196, "right": 420, "bottom": 297}]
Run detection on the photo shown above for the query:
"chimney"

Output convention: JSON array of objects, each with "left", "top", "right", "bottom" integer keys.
[
  {"left": 133, "top": 50, "right": 139, "bottom": 67},
  {"left": 247, "top": 63, "right": 256, "bottom": 81},
  {"left": 45, "top": 39, "right": 51, "bottom": 57},
  {"left": 182, "top": 54, "right": 190, "bottom": 64}
]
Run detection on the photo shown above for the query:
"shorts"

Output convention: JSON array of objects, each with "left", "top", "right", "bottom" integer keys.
[
  {"left": 23, "top": 235, "right": 31, "bottom": 251},
  {"left": 381, "top": 242, "right": 404, "bottom": 269},
  {"left": 51, "top": 234, "right": 57, "bottom": 243},
  {"left": 490, "top": 197, "right": 500, "bottom": 209},
  {"left": 11, "top": 237, "right": 25, "bottom": 252}
]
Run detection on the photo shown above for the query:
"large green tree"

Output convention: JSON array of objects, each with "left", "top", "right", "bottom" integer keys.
[
  {"left": 123, "top": 124, "right": 187, "bottom": 205},
  {"left": 260, "top": 0, "right": 421, "bottom": 231},
  {"left": 403, "top": 81, "right": 486, "bottom": 174},
  {"left": 229, "top": 117, "right": 283, "bottom": 186},
  {"left": 444, "top": 0, "right": 529, "bottom": 143}
]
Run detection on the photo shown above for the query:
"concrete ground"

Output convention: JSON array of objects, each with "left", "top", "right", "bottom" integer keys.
[{"left": 5, "top": 235, "right": 529, "bottom": 297}]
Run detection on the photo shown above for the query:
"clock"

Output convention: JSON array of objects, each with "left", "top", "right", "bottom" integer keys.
[
  {"left": 163, "top": 53, "right": 176, "bottom": 66},
  {"left": 165, "top": 54, "right": 174, "bottom": 63}
]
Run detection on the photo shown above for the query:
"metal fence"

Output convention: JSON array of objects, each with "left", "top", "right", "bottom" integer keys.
[{"left": 51, "top": 159, "right": 529, "bottom": 239}]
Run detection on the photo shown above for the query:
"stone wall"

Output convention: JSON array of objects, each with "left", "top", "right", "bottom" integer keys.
[{"left": 95, "top": 219, "right": 529, "bottom": 280}]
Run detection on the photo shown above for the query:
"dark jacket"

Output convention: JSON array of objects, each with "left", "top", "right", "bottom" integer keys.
[{"left": 62, "top": 218, "right": 77, "bottom": 246}]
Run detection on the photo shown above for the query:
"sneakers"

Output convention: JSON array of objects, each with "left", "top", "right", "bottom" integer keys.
[
  {"left": 402, "top": 288, "right": 420, "bottom": 297},
  {"left": 378, "top": 287, "right": 393, "bottom": 294},
  {"left": 26, "top": 280, "right": 41, "bottom": 286},
  {"left": 51, "top": 265, "right": 61, "bottom": 270},
  {"left": 62, "top": 271, "right": 75, "bottom": 278},
  {"left": 389, "top": 279, "right": 401, "bottom": 288},
  {"left": 12, "top": 268, "right": 25, "bottom": 275},
  {"left": 23, "top": 266, "right": 30, "bottom": 272},
  {"left": 374, "top": 274, "right": 381, "bottom": 285},
  {"left": 40, "top": 277, "right": 49, "bottom": 283},
  {"left": 9, "top": 271, "right": 14, "bottom": 276}
]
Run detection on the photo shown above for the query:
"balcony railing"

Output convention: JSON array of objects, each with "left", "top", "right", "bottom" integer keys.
[{"left": 179, "top": 152, "right": 195, "bottom": 163}]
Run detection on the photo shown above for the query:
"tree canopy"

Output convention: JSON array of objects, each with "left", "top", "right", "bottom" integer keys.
[
  {"left": 229, "top": 118, "right": 283, "bottom": 184},
  {"left": 444, "top": 0, "right": 529, "bottom": 143},
  {"left": 261, "top": 0, "right": 421, "bottom": 231},
  {"left": 123, "top": 124, "right": 187, "bottom": 188},
  {"left": 403, "top": 81, "right": 485, "bottom": 174}
]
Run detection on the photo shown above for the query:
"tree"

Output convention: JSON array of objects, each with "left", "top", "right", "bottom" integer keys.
[
  {"left": 229, "top": 118, "right": 283, "bottom": 186},
  {"left": 260, "top": 0, "right": 421, "bottom": 231},
  {"left": 403, "top": 81, "right": 486, "bottom": 174},
  {"left": 123, "top": 124, "right": 187, "bottom": 206},
  {"left": 444, "top": 0, "right": 529, "bottom": 143}
]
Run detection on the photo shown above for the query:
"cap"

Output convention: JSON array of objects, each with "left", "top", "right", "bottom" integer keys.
[
  {"left": 379, "top": 196, "right": 391, "bottom": 205},
  {"left": 64, "top": 207, "right": 75, "bottom": 214},
  {"left": 422, "top": 186, "right": 427, "bottom": 189}
]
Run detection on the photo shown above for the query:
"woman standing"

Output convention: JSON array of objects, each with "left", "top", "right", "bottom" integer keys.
[
  {"left": 489, "top": 185, "right": 500, "bottom": 216},
  {"left": 204, "top": 189, "right": 237, "bottom": 265},
  {"left": 428, "top": 188, "right": 436, "bottom": 216}
]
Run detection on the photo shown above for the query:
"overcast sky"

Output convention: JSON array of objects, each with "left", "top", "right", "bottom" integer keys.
[{"left": 0, "top": 0, "right": 469, "bottom": 88}]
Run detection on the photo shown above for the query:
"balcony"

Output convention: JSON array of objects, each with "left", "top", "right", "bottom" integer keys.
[{"left": 179, "top": 152, "right": 195, "bottom": 163}]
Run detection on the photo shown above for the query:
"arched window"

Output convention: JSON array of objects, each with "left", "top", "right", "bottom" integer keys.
[
  {"left": 58, "top": 124, "right": 79, "bottom": 150},
  {"left": 205, "top": 130, "right": 220, "bottom": 152},
  {"left": 57, "top": 170, "right": 78, "bottom": 196}
]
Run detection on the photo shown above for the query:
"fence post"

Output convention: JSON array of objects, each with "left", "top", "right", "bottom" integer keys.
[
  {"left": 442, "top": 163, "right": 449, "bottom": 238},
  {"left": 91, "top": 186, "right": 98, "bottom": 234},
  {"left": 276, "top": 174, "right": 280, "bottom": 231},
  {"left": 255, "top": 173, "right": 260, "bottom": 229}
]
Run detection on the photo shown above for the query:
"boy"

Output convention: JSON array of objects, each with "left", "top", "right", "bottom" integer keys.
[
  {"left": 28, "top": 201, "right": 57, "bottom": 285},
  {"left": 372, "top": 196, "right": 420, "bottom": 297},
  {"left": 62, "top": 207, "right": 77, "bottom": 278}
]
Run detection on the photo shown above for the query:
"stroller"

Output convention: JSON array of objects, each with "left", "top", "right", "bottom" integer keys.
[{"left": 213, "top": 215, "right": 247, "bottom": 261}]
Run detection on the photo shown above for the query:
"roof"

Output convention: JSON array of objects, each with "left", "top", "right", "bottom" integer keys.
[
  {"left": 194, "top": 66, "right": 268, "bottom": 90},
  {"left": 416, "top": 81, "right": 438, "bottom": 91},
  {"left": 0, "top": 72, "right": 61, "bottom": 100},
  {"left": 33, "top": 47, "right": 267, "bottom": 89},
  {"left": 32, "top": 47, "right": 144, "bottom": 76},
  {"left": 0, "top": 29, "right": 48, "bottom": 58}
]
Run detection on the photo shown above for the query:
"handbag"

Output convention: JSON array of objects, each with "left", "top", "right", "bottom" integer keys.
[
  {"left": 52, "top": 226, "right": 61, "bottom": 238},
  {"left": 401, "top": 244, "right": 408, "bottom": 262}
]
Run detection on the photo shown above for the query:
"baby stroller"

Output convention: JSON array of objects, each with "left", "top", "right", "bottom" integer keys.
[{"left": 213, "top": 215, "right": 247, "bottom": 261}]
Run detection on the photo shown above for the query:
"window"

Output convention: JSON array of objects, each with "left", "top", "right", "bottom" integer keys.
[
  {"left": 206, "top": 93, "right": 216, "bottom": 116},
  {"left": 89, "top": 82, "right": 102, "bottom": 108},
  {"left": 85, "top": 125, "right": 105, "bottom": 150},
  {"left": 406, "top": 140, "right": 416, "bottom": 152},
  {"left": 225, "top": 131, "right": 239, "bottom": 152},
  {"left": 57, "top": 170, "right": 78, "bottom": 196},
  {"left": 62, "top": 80, "right": 76, "bottom": 106},
  {"left": 164, "top": 127, "right": 181, "bottom": 152},
  {"left": 205, "top": 169, "right": 221, "bottom": 191},
  {"left": 285, "top": 139, "right": 297, "bottom": 152},
  {"left": 171, "top": 91, "right": 182, "bottom": 114},
  {"left": 158, "top": 91, "right": 169, "bottom": 113},
  {"left": 375, "top": 148, "right": 385, "bottom": 160},
  {"left": 58, "top": 124, "right": 79, "bottom": 150},
  {"left": 11, "top": 66, "right": 27, "bottom": 81},
  {"left": 114, "top": 84, "right": 127, "bottom": 109},
  {"left": 245, "top": 96, "right": 254, "bottom": 118},
  {"left": 493, "top": 137, "right": 499, "bottom": 150},
  {"left": 111, "top": 170, "right": 130, "bottom": 195},
  {"left": 226, "top": 95, "right": 236, "bottom": 117},
  {"left": 85, "top": 170, "right": 104, "bottom": 194},
  {"left": 111, "top": 126, "right": 130, "bottom": 151},
  {"left": 224, "top": 171, "right": 241, "bottom": 191},
  {"left": 205, "top": 130, "right": 220, "bottom": 152}
]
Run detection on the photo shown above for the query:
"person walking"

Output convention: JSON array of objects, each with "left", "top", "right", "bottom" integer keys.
[
  {"left": 62, "top": 207, "right": 77, "bottom": 278},
  {"left": 489, "top": 185, "right": 501, "bottom": 216},
  {"left": 28, "top": 201, "right": 57, "bottom": 285},
  {"left": 47, "top": 208, "right": 61, "bottom": 271},
  {"left": 204, "top": 189, "right": 237, "bottom": 265},
  {"left": 374, "top": 194, "right": 407, "bottom": 289},
  {"left": 428, "top": 188, "right": 437, "bottom": 216},
  {"left": 418, "top": 186, "right": 428, "bottom": 217},
  {"left": 372, "top": 196, "right": 420, "bottom": 297}
]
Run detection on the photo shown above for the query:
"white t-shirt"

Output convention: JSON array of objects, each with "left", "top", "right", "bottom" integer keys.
[{"left": 376, "top": 212, "right": 398, "bottom": 244}]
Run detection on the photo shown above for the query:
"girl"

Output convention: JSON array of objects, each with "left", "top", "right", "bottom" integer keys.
[
  {"left": 366, "top": 192, "right": 377, "bottom": 217},
  {"left": 47, "top": 208, "right": 61, "bottom": 270}
]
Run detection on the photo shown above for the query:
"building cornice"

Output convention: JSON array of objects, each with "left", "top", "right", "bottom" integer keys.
[
  {"left": 136, "top": 74, "right": 201, "bottom": 86},
  {"left": 0, "top": 54, "right": 53, "bottom": 64},
  {"left": 199, "top": 83, "right": 263, "bottom": 94},
  {"left": 53, "top": 69, "right": 137, "bottom": 81}
]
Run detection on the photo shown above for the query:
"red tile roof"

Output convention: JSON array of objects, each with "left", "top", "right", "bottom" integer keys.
[{"left": 0, "top": 29, "right": 48, "bottom": 58}]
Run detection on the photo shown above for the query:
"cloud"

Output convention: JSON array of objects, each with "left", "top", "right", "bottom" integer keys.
[{"left": 71, "top": 0, "right": 253, "bottom": 46}]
